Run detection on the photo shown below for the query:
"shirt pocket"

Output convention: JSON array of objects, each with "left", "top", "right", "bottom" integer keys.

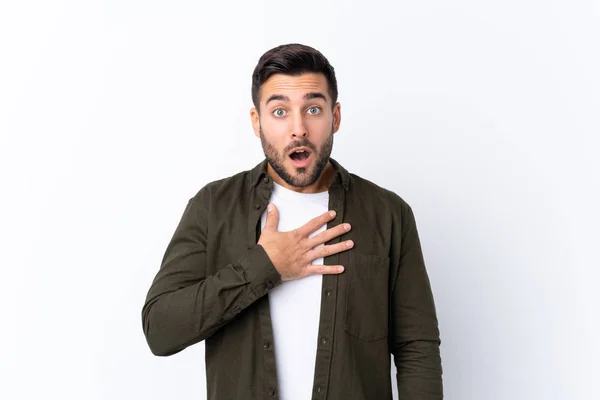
[{"left": 344, "top": 250, "right": 390, "bottom": 342}]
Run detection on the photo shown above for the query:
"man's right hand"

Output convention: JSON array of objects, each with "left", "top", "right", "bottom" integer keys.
[{"left": 257, "top": 203, "right": 353, "bottom": 281}]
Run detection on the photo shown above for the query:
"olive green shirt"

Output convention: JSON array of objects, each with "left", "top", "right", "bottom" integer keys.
[{"left": 142, "top": 158, "right": 443, "bottom": 399}]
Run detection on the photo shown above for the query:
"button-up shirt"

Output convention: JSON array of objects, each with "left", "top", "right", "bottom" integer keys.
[{"left": 142, "top": 158, "right": 443, "bottom": 399}]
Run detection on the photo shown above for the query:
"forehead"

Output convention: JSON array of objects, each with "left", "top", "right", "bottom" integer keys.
[{"left": 259, "top": 73, "right": 329, "bottom": 103}]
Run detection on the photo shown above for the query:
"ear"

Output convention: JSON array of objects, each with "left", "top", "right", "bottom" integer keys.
[
  {"left": 332, "top": 102, "right": 341, "bottom": 134},
  {"left": 250, "top": 107, "right": 260, "bottom": 138}
]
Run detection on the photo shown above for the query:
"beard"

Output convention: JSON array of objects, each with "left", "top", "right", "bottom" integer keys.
[{"left": 259, "top": 126, "right": 334, "bottom": 188}]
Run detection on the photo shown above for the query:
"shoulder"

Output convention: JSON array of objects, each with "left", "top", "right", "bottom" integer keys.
[
  {"left": 348, "top": 172, "right": 412, "bottom": 215},
  {"left": 189, "top": 167, "right": 255, "bottom": 206}
]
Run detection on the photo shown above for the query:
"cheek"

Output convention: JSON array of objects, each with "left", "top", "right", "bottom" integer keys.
[
  {"left": 262, "top": 117, "right": 290, "bottom": 136},
  {"left": 260, "top": 128, "right": 285, "bottom": 151},
  {"left": 307, "top": 114, "right": 332, "bottom": 130},
  {"left": 305, "top": 118, "right": 333, "bottom": 139}
]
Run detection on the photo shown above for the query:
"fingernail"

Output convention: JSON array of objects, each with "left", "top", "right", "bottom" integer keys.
[
  {"left": 346, "top": 240, "right": 353, "bottom": 248},
  {"left": 268, "top": 204, "right": 273, "bottom": 212},
  {"left": 344, "top": 224, "right": 350, "bottom": 231},
  {"left": 338, "top": 266, "right": 344, "bottom": 272},
  {"left": 330, "top": 211, "right": 336, "bottom": 217}
]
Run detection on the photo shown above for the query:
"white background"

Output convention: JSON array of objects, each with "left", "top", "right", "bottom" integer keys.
[{"left": 1, "top": 1, "right": 599, "bottom": 399}]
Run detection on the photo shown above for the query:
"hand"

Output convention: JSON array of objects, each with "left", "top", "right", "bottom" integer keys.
[{"left": 258, "top": 204, "right": 353, "bottom": 281}]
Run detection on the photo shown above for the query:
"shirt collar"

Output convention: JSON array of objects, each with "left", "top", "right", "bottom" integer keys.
[{"left": 250, "top": 157, "right": 350, "bottom": 191}]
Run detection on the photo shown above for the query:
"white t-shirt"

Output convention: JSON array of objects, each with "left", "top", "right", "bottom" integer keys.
[{"left": 260, "top": 181, "right": 329, "bottom": 400}]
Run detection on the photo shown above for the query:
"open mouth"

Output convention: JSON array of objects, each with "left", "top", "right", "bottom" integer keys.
[
  {"left": 288, "top": 147, "right": 312, "bottom": 167},
  {"left": 289, "top": 149, "right": 311, "bottom": 161}
]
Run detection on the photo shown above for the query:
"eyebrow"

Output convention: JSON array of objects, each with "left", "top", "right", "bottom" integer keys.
[{"left": 265, "top": 92, "right": 327, "bottom": 105}]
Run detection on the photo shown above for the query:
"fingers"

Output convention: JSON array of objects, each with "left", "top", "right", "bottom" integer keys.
[
  {"left": 307, "top": 240, "right": 354, "bottom": 262},
  {"left": 306, "top": 264, "right": 345, "bottom": 276},
  {"left": 263, "top": 203, "right": 279, "bottom": 231},
  {"left": 297, "top": 210, "right": 337, "bottom": 237},
  {"left": 306, "top": 222, "right": 351, "bottom": 248}
]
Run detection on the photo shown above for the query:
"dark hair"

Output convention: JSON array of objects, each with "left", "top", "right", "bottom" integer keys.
[{"left": 251, "top": 43, "right": 338, "bottom": 112}]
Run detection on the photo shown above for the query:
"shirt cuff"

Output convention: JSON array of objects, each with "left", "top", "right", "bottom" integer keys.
[{"left": 239, "top": 244, "right": 282, "bottom": 297}]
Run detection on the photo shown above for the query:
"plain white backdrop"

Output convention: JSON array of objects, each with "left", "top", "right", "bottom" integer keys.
[{"left": 1, "top": 1, "right": 599, "bottom": 399}]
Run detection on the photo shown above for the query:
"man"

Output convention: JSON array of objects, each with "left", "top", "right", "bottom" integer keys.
[{"left": 142, "top": 43, "right": 443, "bottom": 399}]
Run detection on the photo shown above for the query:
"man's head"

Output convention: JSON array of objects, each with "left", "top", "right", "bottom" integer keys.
[{"left": 250, "top": 44, "right": 341, "bottom": 191}]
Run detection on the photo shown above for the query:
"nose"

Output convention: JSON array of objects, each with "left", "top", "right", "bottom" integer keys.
[{"left": 291, "top": 113, "right": 307, "bottom": 138}]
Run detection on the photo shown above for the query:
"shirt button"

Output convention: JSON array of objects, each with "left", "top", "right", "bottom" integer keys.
[
  {"left": 263, "top": 341, "right": 270, "bottom": 349},
  {"left": 254, "top": 203, "right": 261, "bottom": 210},
  {"left": 321, "top": 337, "right": 328, "bottom": 345},
  {"left": 265, "top": 281, "right": 274, "bottom": 290},
  {"left": 263, "top": 177, "right": 270, "bottom": 184},
  {"left": 325, "top": 289, "right": 333, "bottom": 297},
  {"left": 315, "top": 385, "right": 322, "bottom": 393},
  {"left": 269, "top": 388, "right": 276, "bottom": 396}
]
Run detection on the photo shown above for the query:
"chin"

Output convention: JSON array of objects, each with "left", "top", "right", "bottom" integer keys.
[
  {"left": 288, "top": 163, "right": 312, "bottom": 175},
  {"left": 285, "top": 167, "right": 314, "bottom": 187}
]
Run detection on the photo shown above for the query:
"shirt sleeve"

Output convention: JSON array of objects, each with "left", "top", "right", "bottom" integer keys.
[
  {"left": 391, "top": 204, "right": 443, "bottom": 398},
  {"left": 141, "top": 194, "right": 281, "bottom": 356}
]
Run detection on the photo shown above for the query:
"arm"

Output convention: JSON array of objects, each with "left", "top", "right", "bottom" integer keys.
[
  {"left": 141, "top": 193, "right": 281, "bottom": 356},
  {"left": 391, "top": 205, "right": 443, "bottom": 398}
]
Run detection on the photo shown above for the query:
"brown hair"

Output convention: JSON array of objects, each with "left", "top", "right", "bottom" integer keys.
[{"left": 251, "top": 43, "right": 338, "bottom": 112}]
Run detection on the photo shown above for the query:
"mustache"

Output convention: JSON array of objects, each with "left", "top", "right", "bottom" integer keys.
[{"left": 285, "top": 140, "right": 316, "bottom": 154}]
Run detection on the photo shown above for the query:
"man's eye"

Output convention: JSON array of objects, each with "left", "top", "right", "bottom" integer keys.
[
  {"left": 307, "top": 107, "right": 321, "bottom": 115},
  {"left": 273, "top": 109, "right": 286, "bottom": 117}
]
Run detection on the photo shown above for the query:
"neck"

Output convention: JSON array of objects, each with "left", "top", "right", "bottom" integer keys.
[{"left": 267, "top": 161, "right": 335, "bottom": 194}]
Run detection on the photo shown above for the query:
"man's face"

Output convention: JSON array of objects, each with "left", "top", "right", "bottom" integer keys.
[{"left": 251, "top": 73, "right": 341, "bottom": 189}]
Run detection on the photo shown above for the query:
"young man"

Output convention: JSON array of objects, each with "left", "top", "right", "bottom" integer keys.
[{"left": 142, "top": 43, "right": 443, "bottom": 399}]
